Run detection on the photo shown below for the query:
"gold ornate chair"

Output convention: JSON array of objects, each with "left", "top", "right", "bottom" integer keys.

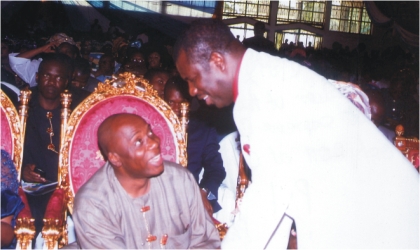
[
  {"left": 394, "top": 124, "right": 419, "bottom": 171},
  {"left": 1, "top": 89, "right": 35, "bottom": 249},
  {"left": 42, "top": 73, "right": 188, "bottom": 248}
]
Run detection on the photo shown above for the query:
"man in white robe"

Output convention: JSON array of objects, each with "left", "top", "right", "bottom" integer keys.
[
  {"left": 174, "top": 19, "right": 419, "bottom": 249},
  {"left": 72, "top": 113, "right": 220, "bottom": 249}
]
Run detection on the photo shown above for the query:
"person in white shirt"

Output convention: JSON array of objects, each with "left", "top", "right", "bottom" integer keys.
[{"left": 173, "top": 18, "right": 418, "bottom": 249}]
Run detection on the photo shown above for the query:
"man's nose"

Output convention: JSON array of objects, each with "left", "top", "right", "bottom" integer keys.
[{"left": 47, "top": 76, "right": 57, "bottom": 85}]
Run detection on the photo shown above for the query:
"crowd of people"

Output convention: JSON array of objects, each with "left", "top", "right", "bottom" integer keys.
[{"left": 1, "top": 15, "right": 418, "bottom": 249}]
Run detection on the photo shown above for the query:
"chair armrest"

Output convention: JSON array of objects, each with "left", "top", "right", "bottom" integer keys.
[
  {"left": 17, "top": 187, "right": 32, "bottom": 219},
  {"left": 15, "top": 187, "right": 35, "bottom": 250},
  {"left": 212, "top": 217, "right": 228, "bottom": 240},
  {"left": 42, "top": 188, "right": 68, "bottom": 249},
  {"left": 44, "top": 188, "right": 66, "bottom": 225}
]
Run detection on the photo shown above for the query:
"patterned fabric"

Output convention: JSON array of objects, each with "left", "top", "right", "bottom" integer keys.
[
  {"left": 328, "top": 79, "right": 371, "bottom": 120},
  {"left": 1, "top": 150, "right": 19, "bottom": 193},
  {"left": 47, "top": 33, "right": 76, "bottom": 46},
  {"left": 1, "top": 150, "right": 24, "bottom": 249},
  {"left": 0, "top": 108, "right": 12, "bottom": 154}
]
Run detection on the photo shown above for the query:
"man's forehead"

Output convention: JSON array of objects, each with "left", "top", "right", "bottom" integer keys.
[{"left": 39, "top": 61, "right": 67, "bottom": 73}]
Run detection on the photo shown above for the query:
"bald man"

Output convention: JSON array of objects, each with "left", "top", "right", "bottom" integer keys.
[{"left": 72, "top": 113, "right": 220, "bottom": 249}]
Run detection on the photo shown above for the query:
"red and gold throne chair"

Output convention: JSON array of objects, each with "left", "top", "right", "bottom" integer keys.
[
  {"left": 42, "top": 73, "right": 188, "bottom": 248},
  {"left": 394, "top": 124, "right": 419, "bottom": 171},
  {"left": 1, "top": 88, "right": 35, "bottom": 249}
]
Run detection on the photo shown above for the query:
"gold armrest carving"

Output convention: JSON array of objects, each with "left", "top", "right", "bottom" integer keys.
[{"left": 15, "top": 217, "right": 35, "bottom": 250}]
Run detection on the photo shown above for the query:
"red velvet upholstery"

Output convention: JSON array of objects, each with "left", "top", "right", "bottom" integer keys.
[
  {"left": 1, "top": 107, "right": 13, "bottom": 154},
  {"left": 17, "top": 187, "right": 32, "bottom": 219},
  {"left": 44, "top": 188, "right": 66, "bottom": 226},
  {"left": 407, "top": 150, "right": 419, "bottom": 170},
  {"left": 69, "top": 95, "right": 177, "bottom": 194}
]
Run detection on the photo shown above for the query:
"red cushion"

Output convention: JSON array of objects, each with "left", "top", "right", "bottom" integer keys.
[
  {"left": 1, "top": 107, "right": 13, "bottom": 155},
  {"left": 69, "top": 95, "right": 177, "bottom": 194},
  {"left": 44, "top": 188, "right": 65, "bottom": 225},
  {"left": 17, "top": 187, "right": 32, "bottom": 219}
]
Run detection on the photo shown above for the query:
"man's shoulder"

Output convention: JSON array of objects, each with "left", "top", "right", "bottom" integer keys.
[
  {"left": 69, "top": 87, "right": 91, "bottom": 108},
  {"left": 159, "top": 161, "right": 195, "bottom": 184},
  {"left": 162, "top": 161, "right": 189, "bottom": 175},
  {"left": 75, "top": 165, "right": 108, "bottom": 199}
]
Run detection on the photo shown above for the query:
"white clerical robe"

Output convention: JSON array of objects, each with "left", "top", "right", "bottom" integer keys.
[
  {"left": 221, "top": 49, "right": 419, "bottom": 249},
  {"left": 73, "top": 161, "right": 221, "bottom": 249}
]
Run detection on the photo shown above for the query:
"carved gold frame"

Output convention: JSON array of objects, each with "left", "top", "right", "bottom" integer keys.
[
  {"left": 1, "top": 89, "right": 23, "bottom": 177},
  {"left": 2, "top": 89, "right": 35, "bottom": 249},
  {"left": 59, "top": 73, "right": 188, "bottom": 214}
]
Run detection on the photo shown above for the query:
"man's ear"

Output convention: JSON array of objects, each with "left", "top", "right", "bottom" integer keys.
[
  {"left": 209, "top": 51, "right": 226, "bottom": 71},
  {"left": 108, "top": 152, "right": 122, "bottom": 168}
]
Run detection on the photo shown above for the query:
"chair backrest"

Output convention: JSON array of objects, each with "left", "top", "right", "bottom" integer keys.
[
  {"left": 1, "top": 89, "right": 22, "bottom": 173},
  {"left": 1, "top": 89, "right": 30, "bottom": 180},
  {"left": 60, "top": 73, "right": 188, "bottom": 212}
]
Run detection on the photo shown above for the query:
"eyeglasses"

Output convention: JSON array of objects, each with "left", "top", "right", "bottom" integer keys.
[{"left": 132, "top": 58, "right": 145, "bottom": 63}]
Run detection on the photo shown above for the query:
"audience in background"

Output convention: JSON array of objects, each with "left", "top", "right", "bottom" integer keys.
[
  {"left": 164, "top": 75, "right": 226, "bottom": 216},
  {"left": 71, "top": 57, "right": 100, "bottom": 92},
  {"left": 144, "top": 68, "right": 170, "bottom": 99},
  {"left": 91, "top": 53, "right": 114, "bottom": 83}
]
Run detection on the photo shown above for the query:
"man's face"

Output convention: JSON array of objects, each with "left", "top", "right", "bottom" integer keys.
[
  {"left": 71, "top": 70, "right": 90, "bottom": 89},
  {"left": 112, "top": 117, "right": 164, "bottom": 179},
  {"left": 370, "top": 102, "right": 385, "bottom": 127},
  {"left": 176, "top": 49, "right": 233, "bottom": 108},
  {"left": 36, "top": 61, "right": 69, "bottom": 100},
  {"left": 99, "top": 56, "right": 115, "bottom": 75},
  {"left": 148, "top": 52, "right": 161, "bottom": 68},
  {"left": 57, "top": 43, "right": 76, "bottom": 59},
  {"left": 149, "top": 72, "right": 169, "bottom": 99},
  {"left": 164, "top": 87, "right": 187, "bottom": 117}
]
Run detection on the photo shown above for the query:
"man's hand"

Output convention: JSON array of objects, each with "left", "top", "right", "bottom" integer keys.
[
  {"left": 200, "top": 189, "right": 214, "bottom": 217},
  {"left": 22, "top": 164, "right": 46, "bottom": 183},
  {"left": 40, "top": 42, "right": 58, "bottom": 54}
]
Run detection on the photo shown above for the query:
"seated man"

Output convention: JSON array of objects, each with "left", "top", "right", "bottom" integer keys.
[
  {"left": 164, "top": 76, "right": 226, "bottom": 216},
  {"left": 71, "top": 57, "right": 100, "bottom": 92},
  {"left": 72, "top": 113, "right": 221, "bottom": 249},
  {"left": 21, "top": 53, "right": 89, "bottom": 246}
]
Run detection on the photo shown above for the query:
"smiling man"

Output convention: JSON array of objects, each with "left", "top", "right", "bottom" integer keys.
[
  {"left": 72, "top": 113, "right": 220, "bottom": 249},
  {"left": 173, "top": 19, "right": 418, "bottom": 249}
]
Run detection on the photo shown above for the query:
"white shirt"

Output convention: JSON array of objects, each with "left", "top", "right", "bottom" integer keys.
[
  {"left": 9, "top": 53, "right": 41, "bottom": 87},
  {"left": 222, "top": 49, "right": 419, "bottom": 249}
]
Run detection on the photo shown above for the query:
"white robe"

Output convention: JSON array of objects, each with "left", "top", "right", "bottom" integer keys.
[
  {"left": 73, "top": 161, "right": 221, "bottom": 249},
  {"left": 221, "top": 49, "right": 419, "bottom": 249}
]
